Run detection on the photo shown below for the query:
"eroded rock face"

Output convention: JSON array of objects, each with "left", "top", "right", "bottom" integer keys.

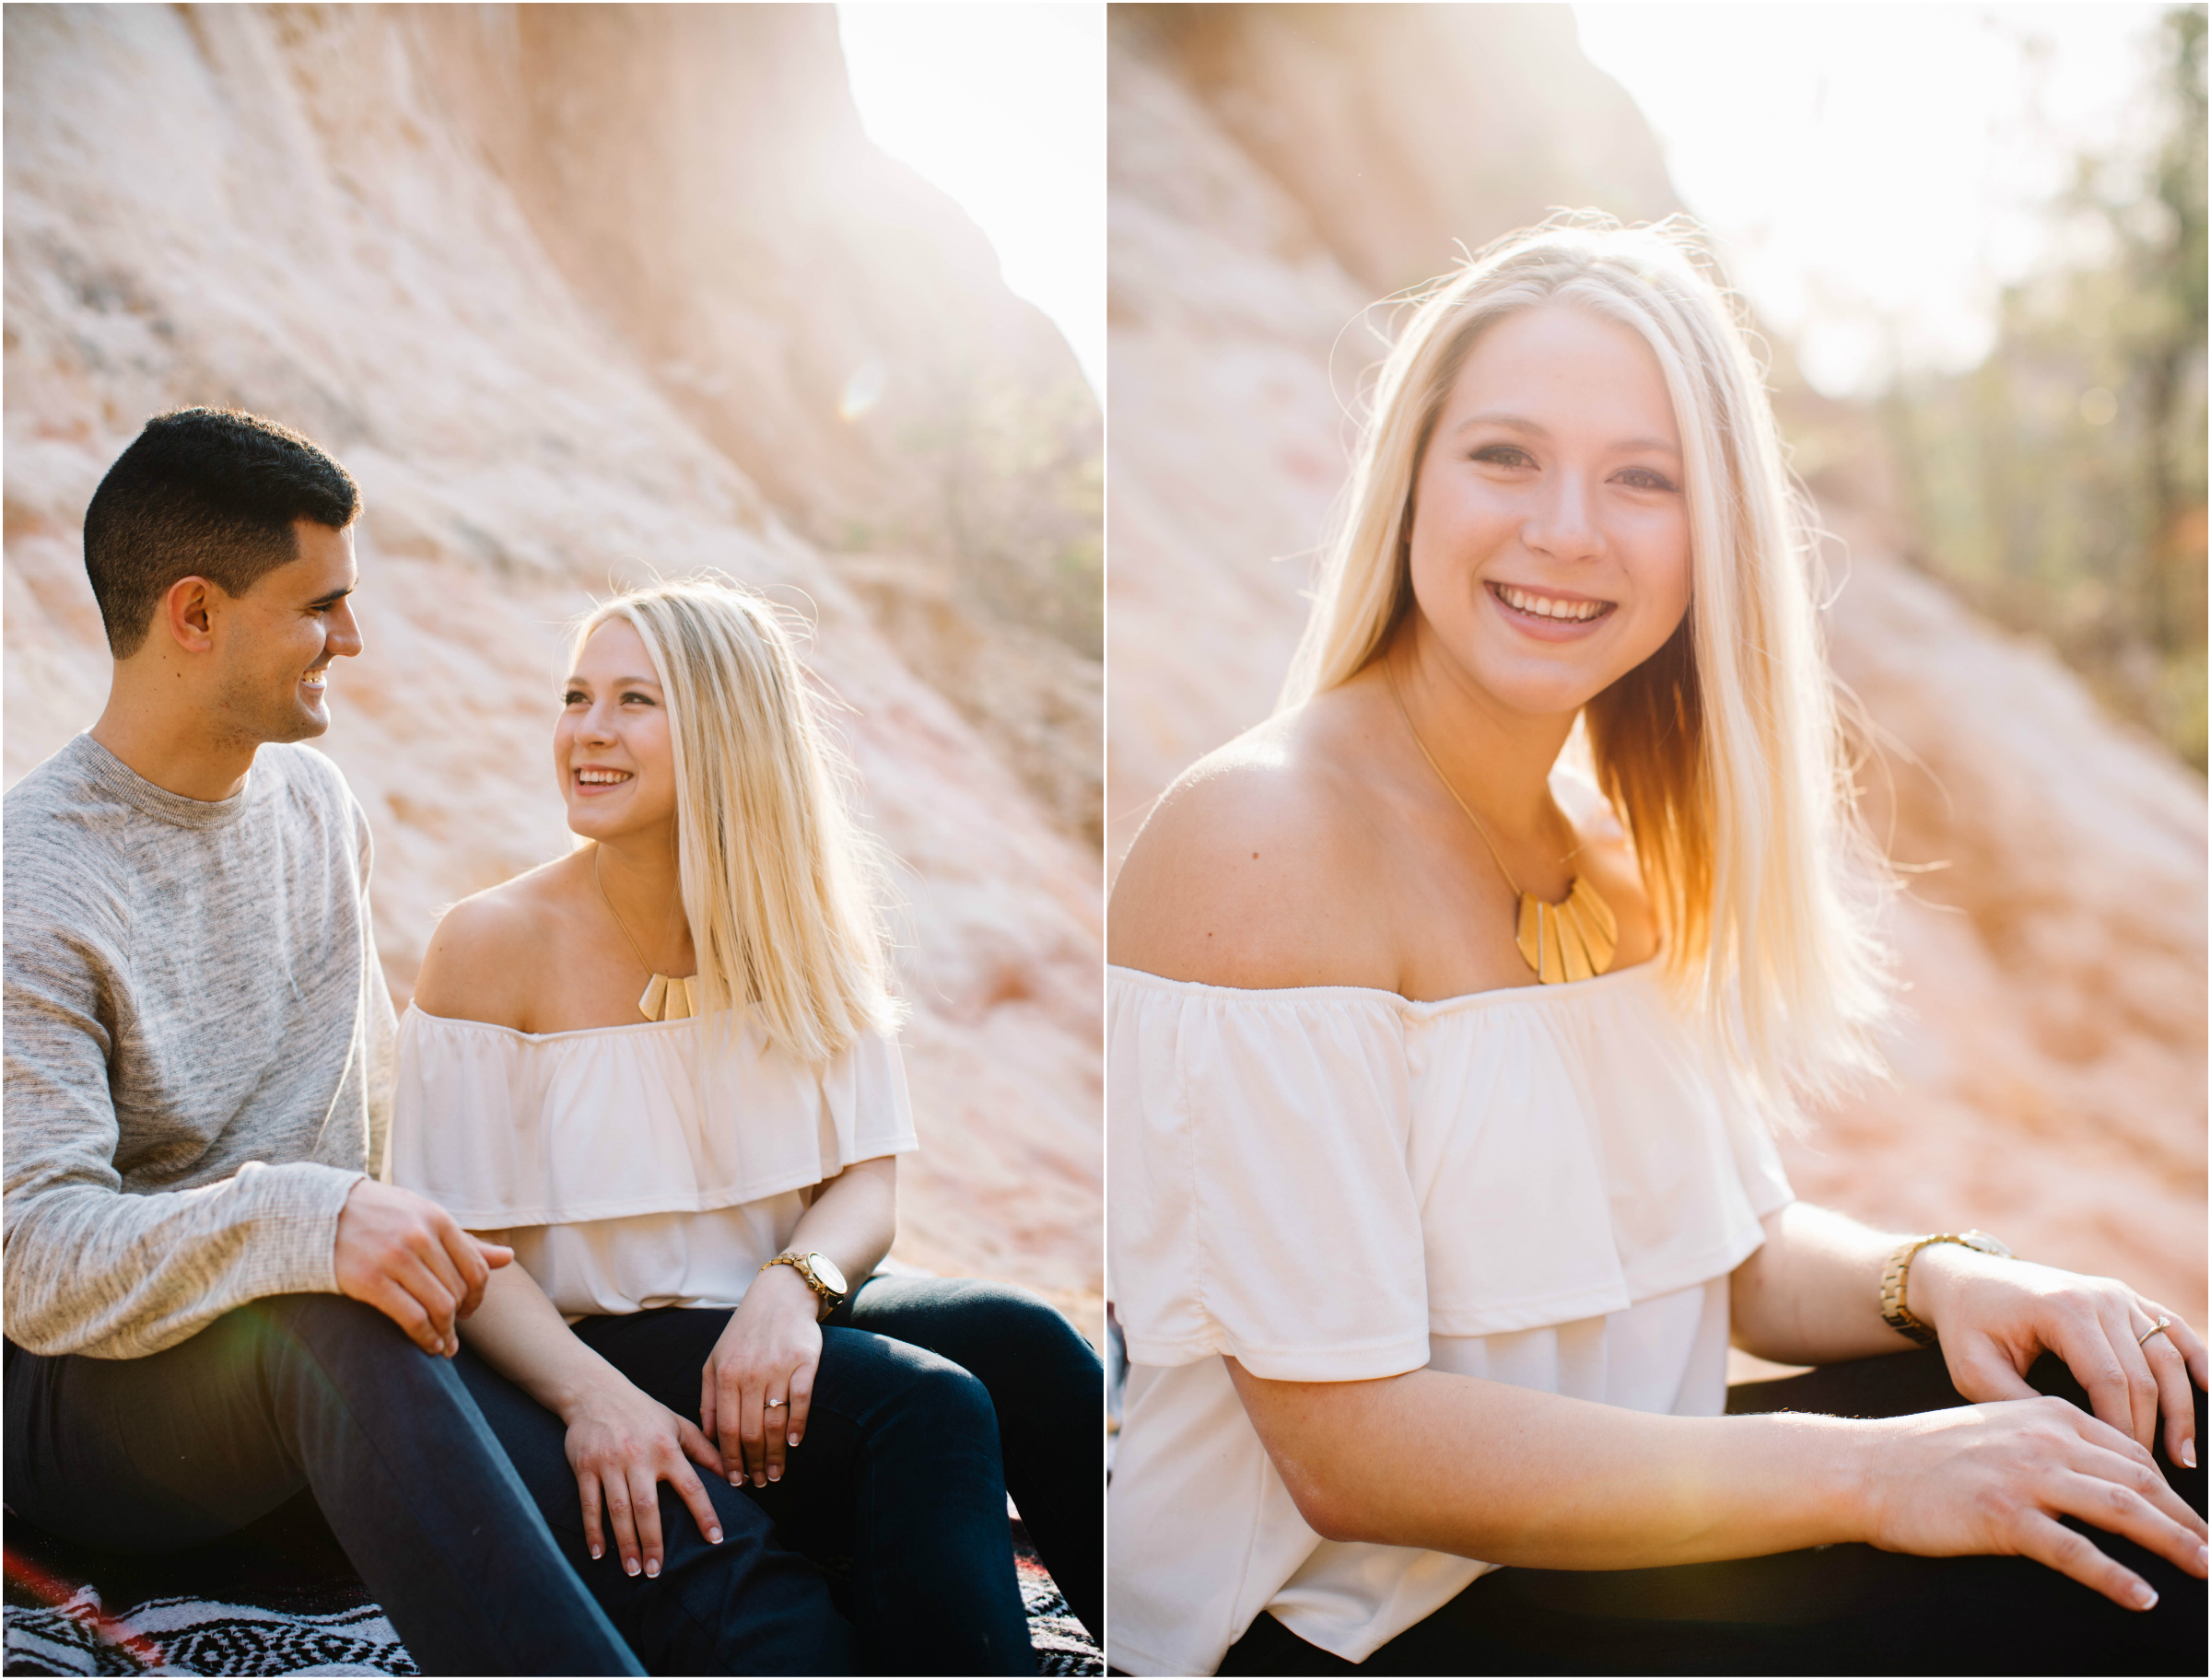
[
  {"left": 1108, "top": 6, "right": 2205, "bottom": 1328},
  {"left": 5, "top": 5, "right": 1100, "bottom": 1333}
]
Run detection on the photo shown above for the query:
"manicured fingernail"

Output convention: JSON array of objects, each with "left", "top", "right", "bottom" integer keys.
[
  {"left": 708, "top": 1528, "right": 722, "bottom": 1545},
  {"left": 2182, "top": 1439, "right": 2197, "bottom": 1469},
  {"left": 789, "top": 1433, "right": 801, "bottom": 1448},
  {"left": 2133, "top": 1581, "right": 2158, "bottom": 1610},
  {"left": 590, "top": 1545, "right": 602, "bottom": 1560},
  {"left": 645, "top": 1558, "right": 659, "bottom": 1579},
  {"left": 624, "top": 1558, "right": 639, "bottom": 1577},
  {"left": 767, "top": 1467, "right": 780, "bottom": 1483},
  {"left": 730, "top": 1475, "right": 743, "bottom": 1487},
  {"left": 2196, "top": 1545, "right": 2207, "bottom": 1574},
  {"left": 753, "top": 1472, "right": 766, "bottom": 1487}
]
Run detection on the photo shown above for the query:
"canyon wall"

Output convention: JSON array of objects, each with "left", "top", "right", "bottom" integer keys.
[
  {"left": 5, "top": 4, "right": 1101, "bottom": 1333},
  {"left": 1108, "top": 4, "right": 2206, "bottom": 1334}
]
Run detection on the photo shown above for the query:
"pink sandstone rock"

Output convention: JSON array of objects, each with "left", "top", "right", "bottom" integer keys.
[
  {"left": 4, "top": 5, "right": 1102, "bottom": 1340},
  {"left": 1106, "top": 6, "right": 2205, "bottom": 1345}
]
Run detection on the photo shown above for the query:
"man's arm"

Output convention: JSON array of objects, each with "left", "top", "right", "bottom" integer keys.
[
  {"left": 2, "top": 969, "right": 363, "bottom": 1359},
  {"left": 4, "top": 904, "right": 498, "bottom": 1360}
]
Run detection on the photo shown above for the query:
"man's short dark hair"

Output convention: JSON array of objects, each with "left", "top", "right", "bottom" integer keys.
[{"left": 82, "top": 409, "right": 361, "bottom": 657}]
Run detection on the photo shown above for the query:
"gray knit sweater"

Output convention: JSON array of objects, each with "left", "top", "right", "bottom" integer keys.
[{"left": 3, "top": 733, "right": 396, "bottom": 1359}]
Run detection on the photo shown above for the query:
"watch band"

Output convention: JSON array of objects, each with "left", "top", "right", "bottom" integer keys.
[
  {"left": 760, "top": 1251, "right": 845, "bottom": 1322},
  {"left": 1879, "top": 1230, "right": 2015, "bottom": 1347}
]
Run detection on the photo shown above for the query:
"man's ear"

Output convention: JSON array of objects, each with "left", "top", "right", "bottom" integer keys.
[{"left": 160, "top": 576, "right": 219, "bottom": 655}]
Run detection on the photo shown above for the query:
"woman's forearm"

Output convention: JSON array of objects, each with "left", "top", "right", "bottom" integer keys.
[
  {"left": 1729, "top": 1200, "right": 1919, "bottom": 1365},
  {"left": 782, "top": 1155, "right": 897, "bottom": 1290},
  {"left": 1229, "top": 1359, "right": 1870, "bottom": 1568},
  {"left": 457, "top": 1252, "right": 632, "bottom": 1423}
]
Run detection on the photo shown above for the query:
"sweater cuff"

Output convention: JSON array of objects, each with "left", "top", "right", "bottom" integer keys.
[{"left": 236, "top": 1160, "right": 366, "bottom": 1299}]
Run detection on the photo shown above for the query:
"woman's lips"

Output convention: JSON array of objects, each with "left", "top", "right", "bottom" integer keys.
[
  {"left": 572, "top": 768, "right": 635, "bottom": 797},
  {"left": 1487, "top": 580, "right": 1616, "bottom": 641}
]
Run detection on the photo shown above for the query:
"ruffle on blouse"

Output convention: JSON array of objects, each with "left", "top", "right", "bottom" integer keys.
[
  {"left": 388, "top": 1008, "right": 918, "bottom": 1229},
  {"left": 1106, "top": 960, "right": 1792, "bottom": 1382}
]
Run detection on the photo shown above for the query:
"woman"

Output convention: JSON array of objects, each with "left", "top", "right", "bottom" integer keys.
[
  {"left": 1106, "top": 217, "right": 2206, "bottom": 1675},
  {"left": 389, "top": 578, "right": 1100, "bottom": 1675}
]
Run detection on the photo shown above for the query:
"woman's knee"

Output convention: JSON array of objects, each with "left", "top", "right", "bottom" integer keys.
[{"left": 822, "top": 1330, "right": 1000, "bottom": 1443}]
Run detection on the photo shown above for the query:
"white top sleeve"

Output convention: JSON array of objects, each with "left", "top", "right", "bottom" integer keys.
[
  {"left": 1109, "top": 980, "right": 1430, "bottom": 1382},
  {"left": 390, "top": 1009, "right": 918, "bottom": 1229}
]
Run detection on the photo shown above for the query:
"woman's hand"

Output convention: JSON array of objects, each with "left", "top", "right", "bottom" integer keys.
[
  {"left": 701, "top": 1261, "right": 824, "bottom": 1488},
  {"left": 1861, "top": 1395, "right": 2208, "bottom": 1609},
  {"left": 561, "top": 1378, "right": 727, "bottom": 1580},
  {"left": 1911, "top": 1246, "right": 2208, "bottom": 1467}
]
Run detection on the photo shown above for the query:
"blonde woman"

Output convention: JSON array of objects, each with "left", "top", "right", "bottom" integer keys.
[
  {"left": 389, "top": 578, "right": 1099, "bottom": 1675},
  {"left": 1106, "top": 219, "right": 2205, "bottom": 1674}
]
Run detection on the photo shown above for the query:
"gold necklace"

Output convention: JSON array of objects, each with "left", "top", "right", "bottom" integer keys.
[
  {"left": 1386, "top": 663, "right": 1619, "bottom": 985},
  {"left": 591, "top": 846, "right": 699, "bottom": 1021}
]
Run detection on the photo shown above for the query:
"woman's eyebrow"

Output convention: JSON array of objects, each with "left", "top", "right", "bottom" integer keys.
[
  {"left": 1452, "top": 412, "right": 1680, "bottom": 455},
  {"left": 564, "top": 673, "right": 663, "bottom": 687}
]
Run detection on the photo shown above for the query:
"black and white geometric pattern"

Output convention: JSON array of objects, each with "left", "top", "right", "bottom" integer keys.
[
  {"left": 4, "top": 1517, "right": 1101, "bottom": 1677},
  {"left": 4, "top": 1587, "right": 414, "bottom": 1677}
]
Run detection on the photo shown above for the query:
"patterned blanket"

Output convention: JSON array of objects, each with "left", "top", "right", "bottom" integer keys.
[{"left": 4, "top": 1498, "right": 1099, "bottom": 1676}]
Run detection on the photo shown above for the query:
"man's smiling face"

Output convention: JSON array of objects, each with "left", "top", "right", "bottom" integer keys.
[{"left": 210, "top": 519, "right": 363, "bottom": 746}]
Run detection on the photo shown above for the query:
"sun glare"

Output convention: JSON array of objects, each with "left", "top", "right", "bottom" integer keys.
[
  {"left": 836, "top": 4, "right": 1106, "bottom": 399},
  {"left": 1573, "top": 3, "right": 2170, "bottom": 398}
]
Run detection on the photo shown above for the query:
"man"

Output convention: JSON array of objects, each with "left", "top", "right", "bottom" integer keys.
[{"left": 2, "top": 409, "right": 641, "bottom": 1674}]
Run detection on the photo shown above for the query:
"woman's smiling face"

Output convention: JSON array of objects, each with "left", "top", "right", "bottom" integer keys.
[
  {"left": 1405, "top": 301, "right": 1692, "bottom": 717},
  {"left": 556, "top": 617, "right": 678, "bottom": 844}
]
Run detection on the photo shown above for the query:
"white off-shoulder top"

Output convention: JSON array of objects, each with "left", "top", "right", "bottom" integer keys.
[
  {"left": 1105, "top": 959, "right": 1795, "bottom": 1677},
  {"left": 386, "top": 1009, "right": 918, "bottom": 1319}
]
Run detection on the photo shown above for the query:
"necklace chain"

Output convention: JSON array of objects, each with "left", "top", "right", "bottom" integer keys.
[
  {"left": 591, "top": 846, "right": 680, "bottom": 978},
  {"left": 1385, "top": 660, "right": 1574, "bottom": 901}
]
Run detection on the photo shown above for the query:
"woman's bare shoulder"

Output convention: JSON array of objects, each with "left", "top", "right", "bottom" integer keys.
[
  {"left": 1108, "top": 706, "right": 1398, "bottom": 992},
  {"left": 410, "top": 855, "right": 580, "bottom": 1028}
]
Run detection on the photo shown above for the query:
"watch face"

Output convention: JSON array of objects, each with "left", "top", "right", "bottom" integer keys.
[{"left": 806, "top": 1252, "right": 848, "bottom": 1296}]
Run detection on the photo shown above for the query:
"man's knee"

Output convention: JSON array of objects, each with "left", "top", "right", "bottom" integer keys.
[{"left": 244, "top": 1294, "right": 470, "bottom": 1417}]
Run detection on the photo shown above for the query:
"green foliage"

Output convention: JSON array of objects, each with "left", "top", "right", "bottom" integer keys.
[{"left": 1880, "top": 6, "right": 2207, "bottom": 768}]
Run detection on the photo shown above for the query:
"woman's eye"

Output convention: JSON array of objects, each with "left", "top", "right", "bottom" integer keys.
[
  {"left": 563, "top": 690, "right": 586, "bottom": 706},
  {"left": 1472, "top": 445, "right": 1534, "bottom": 468},
  {"left": 1616, "top": 469, "right": 1679, "bottom": 492},
  {"left": 621, "top": 692, "right": 656, "bottom": 706}
]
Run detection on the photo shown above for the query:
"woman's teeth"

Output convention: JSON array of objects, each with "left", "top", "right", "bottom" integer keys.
[
  {"left": 1495, "top": 584, "right": 1609, "bottom": 623},
  {"left": 576, "top": 769, "right": 632, "bottom": 785}
]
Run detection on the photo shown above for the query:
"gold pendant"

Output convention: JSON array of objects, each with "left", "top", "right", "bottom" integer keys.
[
  {"left": 638, "top": 973, "right": 701, "bottom": 1021},
  {"left": 1514, "top": 877, "right": 1619, "bottom": 984}
]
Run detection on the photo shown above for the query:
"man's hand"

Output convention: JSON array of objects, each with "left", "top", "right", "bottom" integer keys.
[{"left": 333, "top": 1180, "right": 512, "bottom": 1357}]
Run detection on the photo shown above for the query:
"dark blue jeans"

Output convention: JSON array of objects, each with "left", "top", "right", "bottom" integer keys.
[
  {"left": 3, "top": 1293, "right": 642, "bottom": 1676},
  {"left": 1217, "top": 1349, "right": 2207, "bottom": 1675},
  {"left": 462, "top": 1275, "right": 1103, "bottom": 1676}
]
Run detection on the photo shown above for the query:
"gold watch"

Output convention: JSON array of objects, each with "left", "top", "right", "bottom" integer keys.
[
  {"left": 1879, "top": 1230, "right": 2014, "bottom": 1347},
  {"left": 761, "top": 1250, "right": 849, "bottom": 1322}
]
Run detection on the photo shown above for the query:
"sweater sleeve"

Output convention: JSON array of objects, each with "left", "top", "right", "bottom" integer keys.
[{"left": 1, "top": 881, "right": 362, "bottom": 1360}]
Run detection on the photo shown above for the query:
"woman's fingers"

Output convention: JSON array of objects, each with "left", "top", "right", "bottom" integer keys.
[
  {"left": 2052, "top": 1312, "right": 2148, "bottom": 1449},
  {"left": 602, "top": 1467, "right": 643, "bottom": 1578},
  {"left": 676, "top": 1415, "right": 726, "bottom": 1480},
  {"left": 785, "top": 1358, "right": 817, "bottom": 1454},
  {"left": 740, "top": 1374, "right": 768, "bottom": 1486},
  {"left": 628, "top": 1464, "right": 667, "bottom": 1579},
  {"left": 762, "top": 1390, "right": 788, "bottom": 1485},
  {"left": 2165, "top": 1312, "right": 2211, "bottom": 1393},
  {"left": 2015, "top": 1508, "right": 2165, "bottom": 1611},
  {"left": 2053, "top": 1464, "right": 2208, "bottom": 1581},
  {"left": 665, "top": 1451, "right": 724, "bottom": 1549},
  {"left": 716, "top": 1364, "right": 751, "bottom": 1487},
  {"left": 2139, "top": 1322, "right": 2200, "bottom": 1468},
  {"left": 577, "top": 1466, "right": 607, "bottom": 1563}
]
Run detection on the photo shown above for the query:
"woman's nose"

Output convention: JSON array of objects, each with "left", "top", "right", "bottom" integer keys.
[{"left": 1524, "top": 472, "right": 1604, "bottom": 564}]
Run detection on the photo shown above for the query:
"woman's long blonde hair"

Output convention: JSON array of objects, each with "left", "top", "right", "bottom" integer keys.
[
  {"left": 579, "top": 577, "right": 901, "bottom": 1066},
  {"left": 1282, "top": 215, "right": 1890, "bottom": 1109}
]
